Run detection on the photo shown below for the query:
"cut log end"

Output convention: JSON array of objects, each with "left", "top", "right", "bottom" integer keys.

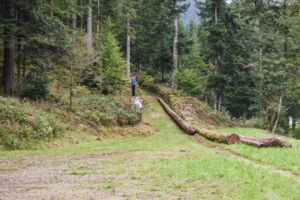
[{"left": 226, "top": 134, "right": 240, "bottom": 145}]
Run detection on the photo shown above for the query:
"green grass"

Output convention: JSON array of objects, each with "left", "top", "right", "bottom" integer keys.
[
  {"left": 215, "top": 128, "right": 300, "bottom": 174},
  {"left": 1, "top": 94, "right": 300, "bottom": 199}
]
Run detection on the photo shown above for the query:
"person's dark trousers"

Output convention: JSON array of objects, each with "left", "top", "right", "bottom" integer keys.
[{"left": 132, "top": 85, "right": 136, "bottom": 96}]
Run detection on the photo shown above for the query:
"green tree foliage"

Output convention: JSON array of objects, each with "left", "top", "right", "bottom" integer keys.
[
  {"left": 175, "top": 67, "right": 204, "bottom": 96},
  {"left": 1, "top": 0, "right": 299, "bottom": 136},
  {"left": 131, "top": 0, "right": 173, "bottom": 78},
  {"left": 95, "top": 19, "right": 126, "bottom": 94}
]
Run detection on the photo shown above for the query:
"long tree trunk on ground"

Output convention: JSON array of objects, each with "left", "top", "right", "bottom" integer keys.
[
  {"left": 126, "top": 17, "right": 131, "bottom": 78},
  {"left": 158, "top": 98, "right": 197, "bottom": 135},
  {"left": 172, "top": 13, "right": 178, "bottom": 89},
  {"left": 3, "top": 2, "right": 15, "bottom": 95},
  {"left": 158, "top": 97, "right": 291, "bottom": 147},
  {"left": 87, "top": 0, "right": 93, "bottom": 50},
  {"left": 238, "top": 134, "right": 291, "bottom": 148},
  {"left": 197, "top": 129, "right": 240, "bottom": 145}
]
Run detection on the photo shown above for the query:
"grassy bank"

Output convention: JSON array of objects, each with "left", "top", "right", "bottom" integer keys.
[{"left": 0, "top": 86, "right": 143, "bottom": 150}]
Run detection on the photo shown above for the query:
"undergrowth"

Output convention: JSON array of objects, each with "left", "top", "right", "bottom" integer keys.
[
  {"left": 0, "top": 97, "right": 63, "bottom": 149},
  {"left": 0, "top": 86, "right": 142, "bottom": 150}
]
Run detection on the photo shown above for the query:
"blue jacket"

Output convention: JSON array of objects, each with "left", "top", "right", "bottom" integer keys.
[{"left": 131, "top": 76, "right": 136, "bottom": 86}]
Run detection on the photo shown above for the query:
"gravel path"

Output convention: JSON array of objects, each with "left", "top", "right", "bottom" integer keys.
[{"left": 0, "top": 152, "right": 149, "bottom": 200}]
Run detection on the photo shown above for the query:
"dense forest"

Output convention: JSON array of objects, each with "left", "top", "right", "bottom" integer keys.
[
  {"left": 0, "top": 0, "right": 299, "bottom": 138},
  {"left": 1, "top": 1, "right": 300, "bottom": 199}
]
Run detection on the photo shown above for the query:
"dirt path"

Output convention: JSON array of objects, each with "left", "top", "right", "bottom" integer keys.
[{"left": 0, "top": 153, "right": 123, "bottom": 200}]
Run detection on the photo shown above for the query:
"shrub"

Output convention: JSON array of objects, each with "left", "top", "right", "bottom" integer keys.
[
  {"left": 0, "top": 97, "right": 62, "bottom": 149},
  {"left": 74, "top": 94, "right": 141, "bottom": 127},
  {"left": 138, "top": 72, "right": 154, "bottom": 89}
]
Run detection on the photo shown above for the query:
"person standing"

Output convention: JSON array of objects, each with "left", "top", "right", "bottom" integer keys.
[{"left": 131, "top": 74, "right": 136, "bottom": 96}]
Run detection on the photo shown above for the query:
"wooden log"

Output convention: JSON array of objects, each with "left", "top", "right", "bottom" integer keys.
[
  {"left": 157, "top": 97, "right": 291, "bottom": 148},
  {"left": 196, "top": 129, "right": 240, "bottom": 145},
  {"left": 239, "top": 138, "right": 264, "bottom": 148},
  {"left": 238, "top": 135, "right": 292, "bottom": 148},
  {"left": 157, "top": 98, "right": 196, "bottom": 135}
]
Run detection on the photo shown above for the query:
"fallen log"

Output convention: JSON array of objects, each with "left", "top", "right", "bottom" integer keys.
[
  {"left": 157, "top": 97, "right": 291, "bottom": 148},
  {"left": 197, "top": 129, "right": 240, "bottom": 145},
  {"left": 157, "top": 98, "right": 197, "bottom": 135},
  {"left": 238, "top": 135, "right": 292, "bottom": 148}
]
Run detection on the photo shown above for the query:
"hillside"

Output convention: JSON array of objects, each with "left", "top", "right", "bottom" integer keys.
[{"left": 0, "top": 86, "right": 155, "bottom": 150}]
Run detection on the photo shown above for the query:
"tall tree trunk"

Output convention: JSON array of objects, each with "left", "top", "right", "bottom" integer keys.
[
  {"left": 3, "top": 2, "right": 15, "bottom": 95},
  {"left": 272, "top": 94, "right": 283, "bottom": 133},
  {"left": 292, "top": 117, "right": 296, "bottom": 131},
  {"left": 212, "top": 4, "right": 219, "bottom": 113},
  {"left": 97, "top": 0, "right": 100, "bottom": 35},
  {"left": 213, "top": 89, "right": 217, "bottom": 113},
  {"left": 218, "top": 95, "right": 222, "bottom": 112},
  {"left": 69, "top": 13, "right": 77, "bottom": 111},
  {"left": 258, "top": 23, "right": 264, "bottom": 106},
  {"left": 214, "top": 4, "right": 218, "bottom": 23},
  {"left": 126, "top": 17, "right": 131, "bottom": 78},
  {"left": 17, "top": 40, "right": 21, "bottom": 84},
  {"left": 172, "top": 13, "right": 178, "bottom": 89},
  {"left": 272, "top": 0, "right": 288, "bottom": 134},
  {"left": 80, "top": 0, "right": 84, "bottom": 29},
  {"left": 87, "top": 0, "right": 93, "bottom": 50},
  {"left": 22, "top": 47, "right": 26, "bottom": 79},
  {"left": 259, "top": 46, "right": 263, "bottom": 85},
  {"left": 72, "top": 14, "right": 77, "bottom": 30}
]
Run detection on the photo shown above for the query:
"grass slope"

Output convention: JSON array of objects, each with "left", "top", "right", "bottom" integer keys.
[{"left": 0, "top": 95, "right": 300, "bottom": 199}]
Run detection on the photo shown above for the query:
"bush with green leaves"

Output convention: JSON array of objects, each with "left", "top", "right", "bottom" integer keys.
[
  {"left": 0, "top": 97, "right": 62, "bottom": 149},
  {"left": 137, "top": 72, "right": 154, "bottom": 89},
  {"left": 74, "top": 93, "right": 141, "bottom": 127}
]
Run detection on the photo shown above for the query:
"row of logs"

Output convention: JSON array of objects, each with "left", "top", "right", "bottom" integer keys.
[{"left": 158, "top": 98, "right": 292, "bottom": 148}]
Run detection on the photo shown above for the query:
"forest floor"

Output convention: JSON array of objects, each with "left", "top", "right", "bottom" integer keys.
[{"left": 0, "top": 94, "right": 300, "bottom": 200}]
